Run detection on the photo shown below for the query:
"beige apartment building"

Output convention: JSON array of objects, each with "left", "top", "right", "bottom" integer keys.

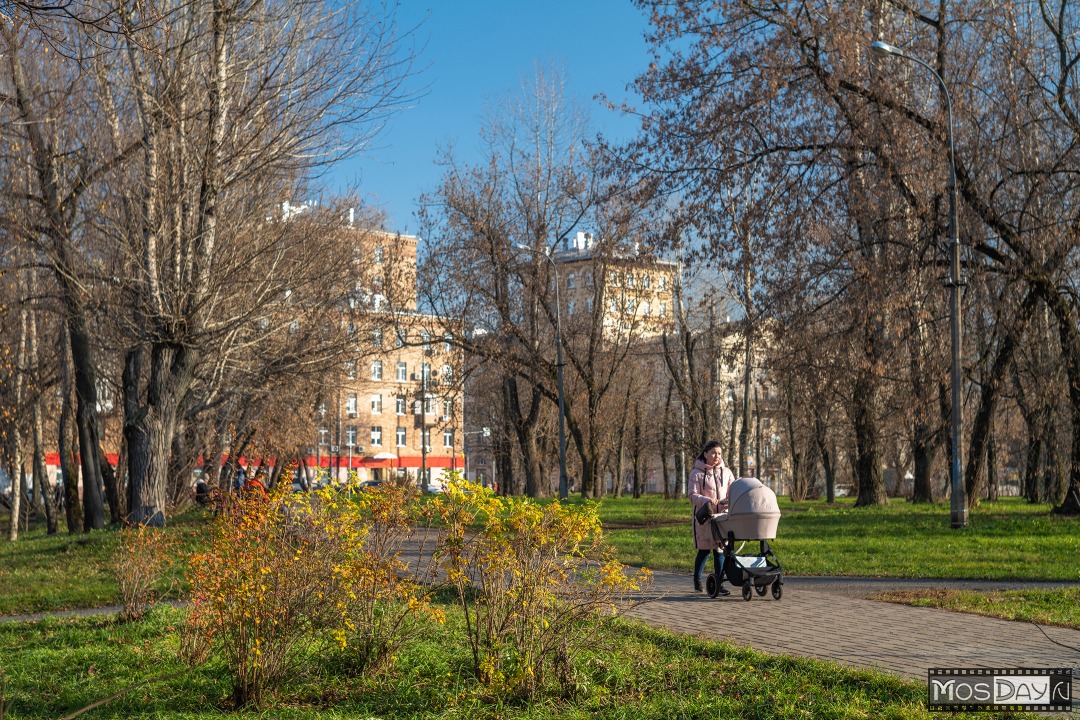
[
  {"left": 316, "top": 226, "right": 464, "bottom": 486},
  {"left": 555, "top": 231, "right": 678, "bottom": 339}
]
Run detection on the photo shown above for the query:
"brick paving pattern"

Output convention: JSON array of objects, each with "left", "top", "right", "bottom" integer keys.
[{"left": 625, "top": 568, "right": 1080, "bottom": 712}]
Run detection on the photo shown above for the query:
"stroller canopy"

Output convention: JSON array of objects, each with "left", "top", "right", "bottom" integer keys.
[
  {"left": 711, "top": 477, "right": 781, "bottom": 541},
  {"left": 728, "top": 477, "right": 780, "bottom": 516}
]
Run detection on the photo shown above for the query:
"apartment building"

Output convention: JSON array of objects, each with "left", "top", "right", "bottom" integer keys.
[
  {"left": 315, "top": 226, "right": 464, "bottom": 486},
  {"left": 554, "top": 231, "right": 678, "bottom": 339}
]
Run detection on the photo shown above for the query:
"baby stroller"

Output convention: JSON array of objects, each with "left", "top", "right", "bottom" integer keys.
[{"left": 704, "top": 477, "right": 784, "bottom": 601}]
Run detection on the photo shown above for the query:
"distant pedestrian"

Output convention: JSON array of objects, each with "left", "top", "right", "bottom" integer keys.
[{"left": 690, "top": 439, "right": 733, "bottom": 594}]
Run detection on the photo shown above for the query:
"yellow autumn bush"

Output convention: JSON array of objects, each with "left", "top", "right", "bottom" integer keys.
[
  {"left": 430, "top": 474, "right": 652, "bottom": 699},
  {"left": 185, "top": 476, "right": 438, "bottom": 709}
]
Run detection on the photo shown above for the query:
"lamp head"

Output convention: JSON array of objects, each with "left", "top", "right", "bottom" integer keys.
[{"left": 870, "top": 40, "right": 904, "bottom": 59}]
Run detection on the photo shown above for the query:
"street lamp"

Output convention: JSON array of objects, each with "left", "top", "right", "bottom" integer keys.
[
  {"left": 870, "top": 39, "right": 967, "bottom": 528},
  {"left": 513, "top": 243, "right": 569, "bottom": 500}
]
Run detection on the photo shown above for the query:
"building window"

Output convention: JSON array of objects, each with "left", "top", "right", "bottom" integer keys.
[
  {"left": 422, "top": 428, "right": 431, "bottom": 449},
  {"left": 586, "top": 297, "right": 593, "bottom": 312},
  {"left": 567, "top": 273, "right": 575, "bottom": 289},
  {"left": 396, "top": 361, "right": 407, "bottom": 382},
  {"left": 421, "top": 362, "right": 431, "bottom": 382},
  {"left": 424, "top": 395, "right": 436, "bottom": 415},
  {"left": 346, "top": 322, "right": 357, "bottom": 338},
  {"left": 395, "top": 330, "right": 405, "bottom": 348},
  {"left": 642, "top": 274, "right": 651, "bottom": 289},
  {"left": 627, "top": 273, "right": 636, "bottom": 288},
  {"left": 443, "top": 333, "right": 452, "bottom": 352},
  {"left": 396, "top": 395, "right": 407, "bottom": 415},
  {"left": 396, "top": 426, "right": 406, "bottom": 447},
  {"left": 370, "top": 394, "right": 382, "bottom": 413},
  {"left": 318, "top": 427, "right": 330, "bottom": 446},
  {"left": 585, "top": 271, "right": 593, "bottom": 287},
  {"left": 443, "top": 428, "right": 454, "bottom": 447},
  {"left": 442, "top": 398, "right": 452, "bottom": 420},
  {"left": 660, "top": 301, "right": 668, "bottom": 317},
  {"left": 642, "top": 301, "right": 651, "bottom": 316},
  {"left": 421, "top": 330, "right": 432, "bottom": 354},
  {"left": 413, "top": 399, "right": 423, "bottom": 415},
  {"left": 374, "top": 245, "right": 385, "bottom": 264},
  {"left": 371, "top": 328, "right": 383, "bottom": 347},
  {"left": 345, "top": 426, "right": 357, "bottom": 447},
  {"left": 371, "top": 360, "right": 382, "bottom": 381},
  {"left": 568, "top": 300, "right": 575, "bottom": 316},
  {"left": 289, "top": 320, "right": 300, "bottom": 334},
  {"left": 441, "top": 365, "right": 453, "bottom": 385},
  {"left": 317, "top": 402, "right": 327, "bottom": 418},
  {"left": 372, "top": 275, "right": 384, "bottom": 293},
  {"left": 659, "top": 275, "right": 667, "bottom": 291},
  {"left": 345, "top": 360, "right": 356, "bottom": 380},
  {"left": 346, "top": 393, "right": 357, "bottom": 418},
  {"left": 371, "top": 426, "right": 383, "bottom": 446}
]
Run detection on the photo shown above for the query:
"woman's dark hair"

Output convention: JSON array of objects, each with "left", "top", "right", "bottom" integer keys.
[{"left": 697, "top": 439, "right": 723, "bottom": 463}]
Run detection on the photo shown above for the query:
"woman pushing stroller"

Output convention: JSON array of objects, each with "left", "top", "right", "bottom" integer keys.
[{"left": 690, "top": 439, "right": 733, "bottom": 595}]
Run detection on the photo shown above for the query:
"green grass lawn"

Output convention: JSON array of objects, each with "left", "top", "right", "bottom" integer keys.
[
  {"left": 0, "top": 510, "right": 203, "bottom": 616},
  {"left": 872, "top": 586, "right": 1080, "bottom": 629},
  {"left": 0, "top": 605, "right": 1036, "bottom": 719},
  {"left": 590, "top": 495, "right": 1080, "bottom": 581}
]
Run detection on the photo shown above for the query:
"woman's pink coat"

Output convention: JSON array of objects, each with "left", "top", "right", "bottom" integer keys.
[{"left": 689, "top": 457, "right": 735, "bottom": 550}]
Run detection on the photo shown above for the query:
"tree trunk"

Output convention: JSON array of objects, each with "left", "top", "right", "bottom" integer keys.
[
  {"left": 964, "top": 294, "right": 1033, "bottom": 506},
  {"left": 33, "top": 395, "right": 58, "bottom": 535},
  {"left": 986, "top": 415, "right": 999, "bottom": 501},
  {"left": 813, "top": 405, "right": 835, "bottom": 503},
  {"left": 9, "top": 303, "right": 28, "bottom": 540},
  {"left": 28, "top": 306, "right": 52, "bottom": 528},
  {"left": 59, "top": 339, "right": 82, "bottom": 534},
  {"left": 8, "top": 443, "right": 24, "bottom": 542},
  {"left": 1053, "top": 313, "right": 1080, "bottom": 514},
  {"left": 738, "top": 333, "right": 752, "bottom": 476},
  {"left": 70, "top": 317, "right": 106, "bottom": 531},
  {"left": 726, "top": 386, "right": 738, "bottom": 469},
  {"left": 130, "top": 342, "right": 195, "bottom": 526},
  {"left": 660, "top": 382, "right": 673, "bottom": 499},
  {"left": 911, "top": 438, "right": 935, "bottom": 503},
  {"left": 853, "top": 374, "right": 887, "bottom": 506}
]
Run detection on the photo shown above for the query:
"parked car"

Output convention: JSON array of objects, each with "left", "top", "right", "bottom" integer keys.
[{"left": 359, "top": 479, "right": 385, "bottom": 491}]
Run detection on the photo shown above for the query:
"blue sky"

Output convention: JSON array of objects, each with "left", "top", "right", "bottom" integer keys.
[{"left": 331, "top": 0, "right": 654, "bottom": 233}]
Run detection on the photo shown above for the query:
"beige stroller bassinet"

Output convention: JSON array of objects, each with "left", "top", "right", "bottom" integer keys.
[{"left": 703, "top": 478, "right": 784, "bottom": 600}]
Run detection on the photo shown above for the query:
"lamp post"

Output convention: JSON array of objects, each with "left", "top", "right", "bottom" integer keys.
[
  {"left": 419, "top": 366, "right": 429, "bottom": 493},
  {"left": 870, "top": 39, "right": 967, "bottom": 528},
  {"left": 513, "top": 243, "right": 569, "bottom": 500}
]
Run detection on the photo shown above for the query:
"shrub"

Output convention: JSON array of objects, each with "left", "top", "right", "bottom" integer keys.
[
  {"left": 185, "top": 484, "right": 343, "bottom": 708},
  {"left": 431, "top": 475, "right": 652, "bottom": 699},
  {"left": 112, "top": 522, "right": 177, "bottom": 622},
  {"left": 323, "top": 481, "right": 444, "bottom": 674},
  {"left": 185, "top": 477, "right": 440, "bottom": 708}
]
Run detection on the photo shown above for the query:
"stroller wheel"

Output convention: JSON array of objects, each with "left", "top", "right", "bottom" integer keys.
[
  {"left": 755, "top": 583, "right": 767, "bottom": 596},
  {"left": 742, "top": 582, "right": 753, "bottom": 601},
  {"left": 706, "top": 573, "right": 720, "bottom": 598},
  {"left": 772, "top": 582, "right": 783, "bottom": 600}
]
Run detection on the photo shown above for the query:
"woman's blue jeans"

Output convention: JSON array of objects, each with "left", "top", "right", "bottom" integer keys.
[{"left": 694, "top": 548, "right": 722, "bottom": 582}]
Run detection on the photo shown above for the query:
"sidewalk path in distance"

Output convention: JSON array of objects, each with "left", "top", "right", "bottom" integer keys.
[{"left": 624, "top": 569, "right": 1080, "bottom": 685}]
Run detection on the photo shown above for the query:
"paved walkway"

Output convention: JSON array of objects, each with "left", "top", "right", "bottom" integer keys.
[{"left": 624, "top": 569, "right": 1080, "bottom": 702}]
